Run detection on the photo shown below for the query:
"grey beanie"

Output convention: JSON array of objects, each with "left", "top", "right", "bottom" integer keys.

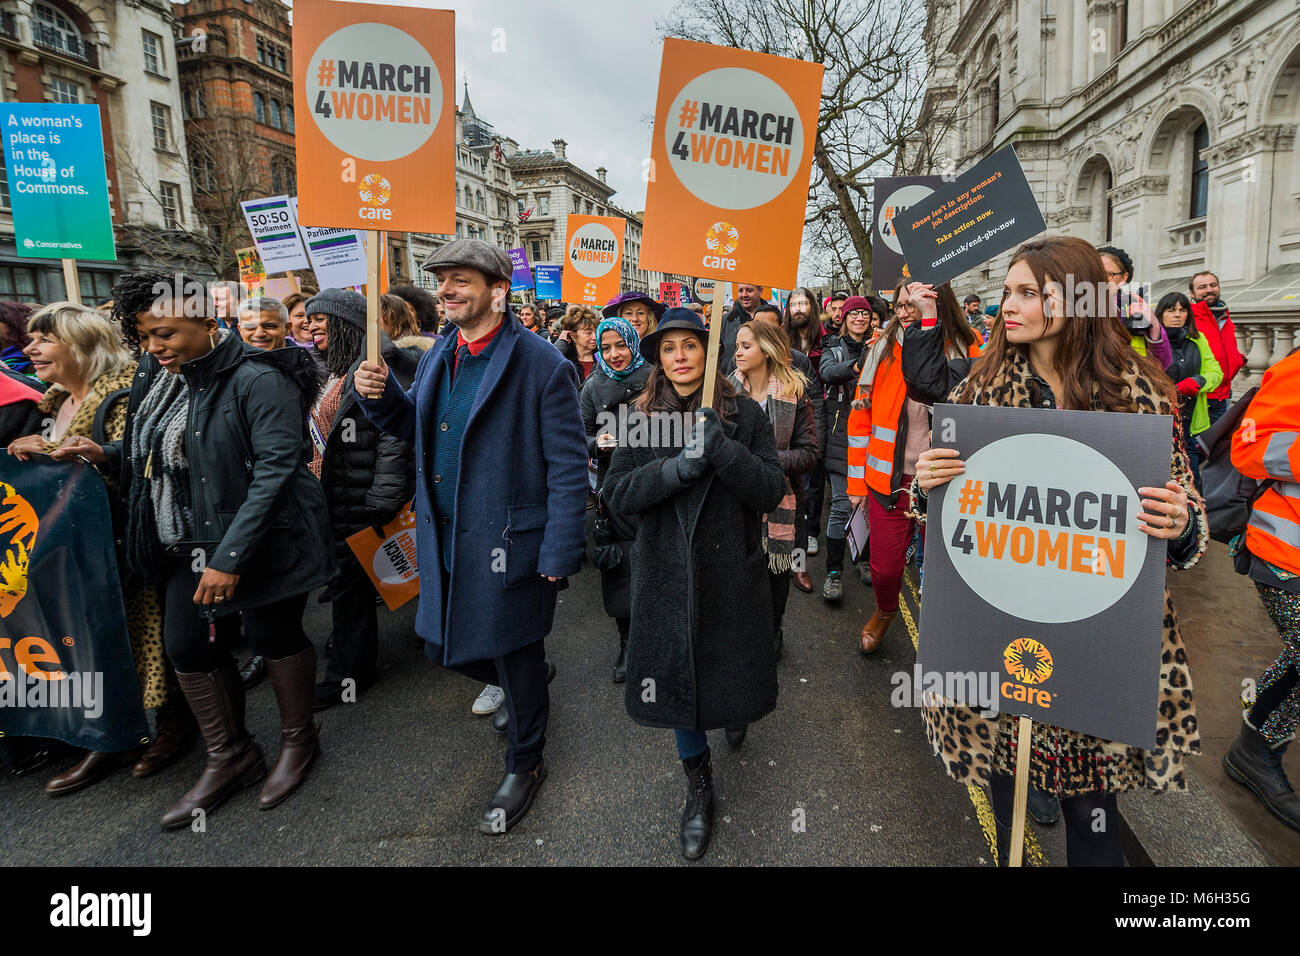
[{"left": 304, "top": 287, "right": 367, "bottom": 330}]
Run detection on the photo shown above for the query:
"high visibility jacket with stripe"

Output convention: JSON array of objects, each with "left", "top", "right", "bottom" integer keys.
[
  {"left": 1232, "top": 348, "right": 1300, "bottom": 576},
  {"left": 846, "top": 338, "right": 980, "bottom": 500}
]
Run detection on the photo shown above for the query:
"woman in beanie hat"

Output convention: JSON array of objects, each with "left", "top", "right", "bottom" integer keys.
[
  {"left": 580, "top": 314, "right": 652, "bottom": 682},
  {"left": 304, "top": 289, "right": 421, "bottom": 710},
  {"left": 51, "top": 271, "right": 333, "bottom": 828},
  {"left": 603, "top": 308, "right": 785, "bottom": 860}
]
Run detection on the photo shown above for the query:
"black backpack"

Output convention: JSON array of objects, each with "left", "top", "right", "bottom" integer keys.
[{"left": 1194, "top": 387, "right": 1271, "bottom": 543}]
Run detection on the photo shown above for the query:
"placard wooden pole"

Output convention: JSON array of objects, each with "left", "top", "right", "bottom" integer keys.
[
  {"left": 365, "top": 230, "right": 381, "bottom": 365},
  {"left": 62, "top": 258, "right": 80, "bottom": 305},
  {"left": 1008, "top": 715, "right": 1033, "bottom": 867},
  {"left": 699, "top": 290, "right": 725, "bottom": 411}
]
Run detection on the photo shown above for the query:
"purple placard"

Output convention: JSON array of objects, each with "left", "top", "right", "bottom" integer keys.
[{"left": 507, "top": 247, "right": 534, "bottom": 290}]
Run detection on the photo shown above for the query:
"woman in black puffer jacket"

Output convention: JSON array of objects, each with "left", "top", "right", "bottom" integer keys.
[
  {"left": 817, "top": 295, "right": 886, "bottom": 600},
  {"left": 304, "top": 289, "right": 419, "bottom": 710},
  {"left": 580, "top": 314, "right": 653, "bottom": 682}
]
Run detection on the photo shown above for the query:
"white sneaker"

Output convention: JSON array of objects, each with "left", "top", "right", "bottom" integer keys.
[
  {"left": 472, "top": 684, "right": 505, "bottom": 715},
  {"left": 807, "top": 535, "right": 819, "bottom": 556}
]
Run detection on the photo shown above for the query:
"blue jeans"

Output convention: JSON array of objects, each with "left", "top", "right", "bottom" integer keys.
[
  {"left": 1207, "top": 397, "right": 1229, "bottom": 426},
  {"left": 674, "top": 730, "right": 708, "bottom": 759}
]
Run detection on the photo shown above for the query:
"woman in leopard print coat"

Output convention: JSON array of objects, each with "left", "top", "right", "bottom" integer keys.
[{"left": 911, "top": 237, "right": 1205, "bottom": 867}]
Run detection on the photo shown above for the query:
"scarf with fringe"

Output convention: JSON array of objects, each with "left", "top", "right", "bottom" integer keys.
[{"left": 732, "top": 370, "right": 798, "bottom": 572}]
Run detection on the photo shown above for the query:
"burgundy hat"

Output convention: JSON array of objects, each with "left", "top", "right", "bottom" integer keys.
[
  {"left": 602, "top": 290, "right": 666, "bottom": 320},
  {"left": 841, "top": 296, "right": 871, "bottom": 316}
]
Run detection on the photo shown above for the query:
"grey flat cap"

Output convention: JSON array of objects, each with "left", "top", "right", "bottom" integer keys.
[{"left": 421, "top": 238, "right": 514, "bottom": 284}]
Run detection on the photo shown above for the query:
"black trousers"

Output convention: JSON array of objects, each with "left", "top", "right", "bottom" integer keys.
[
  {"left": 323, "top": 562, "right": 379, "bottom": 687},
  {"left": 439, "top": 562, "right": 548, "bottom": 774},
  {"left": 162, "top": 560, "right": 310, "bottom": 673},
  {"left": 990, "top": 773, "right": 1121, "bottom": 867},
  {"left": 805, "top": 463, "right": 827, "bottom": 540},
  {"left": 769, "top": 568, "right": 792, "bottom": 631}
]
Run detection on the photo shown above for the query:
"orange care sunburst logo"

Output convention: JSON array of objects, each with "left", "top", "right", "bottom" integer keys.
[
  {"left": 359, "top": 174, "right": 392, "bottom": 207},
  {"left": 0, "top": 480, "right": 38, "bottom": 618},
  {"left": 705, "top": 221, "right": 739, "bottom": 256},
  {"left": 1003, "top": 638, "right": 1053, "bottom": 685}
]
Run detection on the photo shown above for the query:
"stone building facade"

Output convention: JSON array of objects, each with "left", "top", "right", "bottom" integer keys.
[
  {"left": 0, "top": 0, "right": 201, "bottom": 300},
  {"left": 913, "top": 0, "right": 1300, "bottom": 389}
]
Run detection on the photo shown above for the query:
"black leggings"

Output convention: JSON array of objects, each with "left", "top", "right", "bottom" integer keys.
[
  {"left": 991, "top": 773, "right": 1121, "bottom": 867},
  {"left": 162, "top": 560, "right": 310, "bottom": 673},
  {"left": 769, "top": 569, "right": 791, "bottom": 631}
]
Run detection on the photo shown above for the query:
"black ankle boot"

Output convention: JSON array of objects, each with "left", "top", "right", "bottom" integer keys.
[
  {"left": 1224, "top": 716, "right": 1300, "bottom": 832},
  {"left": 613, "top": 636, "right": 627, "bottom": 683},
  {"left": 680, "top": 748, "right": 714, "bottom": 860}
]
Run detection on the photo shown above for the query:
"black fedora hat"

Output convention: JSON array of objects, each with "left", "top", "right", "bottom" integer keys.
[{"left": 639, "top": 307, "right": 707, "bottom": 363}]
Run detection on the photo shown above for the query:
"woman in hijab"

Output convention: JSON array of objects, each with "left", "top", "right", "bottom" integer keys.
[{"left": 580, "top": 315, "right": 651, "bottom": 682}]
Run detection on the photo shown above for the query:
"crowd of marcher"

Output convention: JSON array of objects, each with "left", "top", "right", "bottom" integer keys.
[{"left": 0, "top": 234, "right": 1296, "bottom": 866}]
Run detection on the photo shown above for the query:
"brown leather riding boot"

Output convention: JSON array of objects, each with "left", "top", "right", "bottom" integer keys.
[
  {"left": 259, "top": 646, "right": 321, "bottom": 810},
  {"left": 859, "top": 609, "right": 898, "bottom": 654},
  {"left": 45, "top": 748, "right": 140, "bottom": 796},
  {"left": 160, "top": 661, "right": 265, "bottom": 830},
  {"left": 133, "top": 695, "right": 199, "bottom": 778}
]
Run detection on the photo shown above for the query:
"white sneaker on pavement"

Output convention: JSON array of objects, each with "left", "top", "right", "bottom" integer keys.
[
  {"left": 472, "top": 684, "right": 505, "bottom": 715},
  {"left": 807, "top": 535, "right": 819, "bottom": 556}
]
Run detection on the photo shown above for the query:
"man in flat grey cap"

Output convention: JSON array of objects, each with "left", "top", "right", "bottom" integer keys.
[{"left": 353, "top": 239, "right": 587, "bottom": 833}]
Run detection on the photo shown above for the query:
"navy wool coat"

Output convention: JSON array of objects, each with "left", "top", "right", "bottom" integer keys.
[{"left": 356, "top": 311, "right": 588, "bottom": 665}]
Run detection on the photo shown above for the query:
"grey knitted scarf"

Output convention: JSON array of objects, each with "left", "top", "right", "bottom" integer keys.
[{"left": 126, "top": 367, "right": 193, "bottom": 574}]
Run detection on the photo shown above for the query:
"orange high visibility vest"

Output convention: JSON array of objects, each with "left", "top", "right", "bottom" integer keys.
[
  {"left": 1232, "top": 349, "right": 1300, "bottom": 576},
  {"left": 846, "top": 343, "right": 907, "bottom": 497}
]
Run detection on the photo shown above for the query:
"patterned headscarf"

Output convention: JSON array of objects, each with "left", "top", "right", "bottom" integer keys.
[{"left": 593, "top": 316, "right": 645, "bottom": 381}]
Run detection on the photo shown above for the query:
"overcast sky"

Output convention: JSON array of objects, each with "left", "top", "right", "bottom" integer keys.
[{"left": 285, "top": 0, "right": 679, "bottom": 212}]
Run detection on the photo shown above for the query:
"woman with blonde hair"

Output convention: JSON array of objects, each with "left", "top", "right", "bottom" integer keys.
[
  {"left": 730, "top": 318, "right": 819, "bottom": 685},
  {"left": 7, "top": 302, "right": 198, "bottom": 793}
]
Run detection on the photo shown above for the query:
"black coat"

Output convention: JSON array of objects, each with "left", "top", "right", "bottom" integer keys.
[
  {"left": 901, "top": 323, "right": 977, "bottom": 406},
  {"left": 580, "top": 364, "right": 652, "bottom": 619},
  {"left": 818, "top": 333, "right": 870, "bottom": 477},
  {"left": 103, "top": 332, "right": 333, "bottom": 616},
  {"left": 320, "top": 334, "right": 421, "bottom": 568},
  {"left": 603, "top": 396, "right": 786, "bottom": 730},
  {"left": 790, "top": 346, "right": 826, "bottom": 467}
]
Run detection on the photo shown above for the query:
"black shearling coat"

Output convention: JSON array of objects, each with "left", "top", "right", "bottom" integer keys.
[{"left": 603, "top": 395, "right": 786, "bottom": 731}]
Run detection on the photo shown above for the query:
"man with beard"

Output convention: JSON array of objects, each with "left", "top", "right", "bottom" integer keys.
[
  {"left": 353, "top": 239, "right": 587, "bottom": 834},
  {"left": 1189, "top": 270, "right": 1245, "bottom": 426},
  {"left": 821, "top": 291, "right": 848, "bottom": 337}
]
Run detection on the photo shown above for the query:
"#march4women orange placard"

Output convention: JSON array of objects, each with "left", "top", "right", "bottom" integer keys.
[
  {"left": 561, "top": 214, "right": 625, "bottom": 307},
  {"left": 293, "top": 0, "right": 455, "bottom": 233},
  {"left": 639, "top": 39, "right": 824, "bottom": 287}
]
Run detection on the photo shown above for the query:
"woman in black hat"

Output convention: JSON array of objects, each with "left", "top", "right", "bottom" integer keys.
[{"left": 603, "top": 308, "right": 785, "bottom": 860}]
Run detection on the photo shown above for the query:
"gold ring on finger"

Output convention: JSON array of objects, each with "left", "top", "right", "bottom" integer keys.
[{"left": 1167, "top": 517, "right": 1176, "bottom": 529}]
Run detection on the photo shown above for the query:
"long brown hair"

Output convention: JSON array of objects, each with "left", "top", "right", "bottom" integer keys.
[
  {"left": 636, "top": 328, "right": 737, "bottom": 425},
  {"left": 737, "top": 320, "right": 809, "bottom": 400},
  {"left": 959, "top": 236, "right": 1174, "bottom": 411},
  {"left": 878, "top": 280, "right": 976, "bottom": 368}
]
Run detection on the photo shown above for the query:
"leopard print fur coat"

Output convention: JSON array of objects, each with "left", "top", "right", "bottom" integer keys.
[{"left": 909, "top": 349, "right": 1205, "bottom": 796}]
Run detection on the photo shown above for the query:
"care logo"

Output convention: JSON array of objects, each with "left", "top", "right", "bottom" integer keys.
[
  {"left": 1003, "top": 637, "right": 1052, "bottom": 685},
  {"left": 359, "top": 173, "right": 392, "bottom": 207},
  {"left": 1001, "top": 637, "right": 1054, "bottom": 708},
  {"left": 705, "top": 220, "right": 739, "bottom": 256},
  {"left": 0, "top": 480, "right": 39, "bottom": 617}
]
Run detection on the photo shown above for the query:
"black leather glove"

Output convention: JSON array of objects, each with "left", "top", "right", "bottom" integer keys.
[
  {"left": 694, "top": 407, "right": 728, "bottom": 464},
  {"left": 676, "top": 446, "right": 709, "bottom": 481}
]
